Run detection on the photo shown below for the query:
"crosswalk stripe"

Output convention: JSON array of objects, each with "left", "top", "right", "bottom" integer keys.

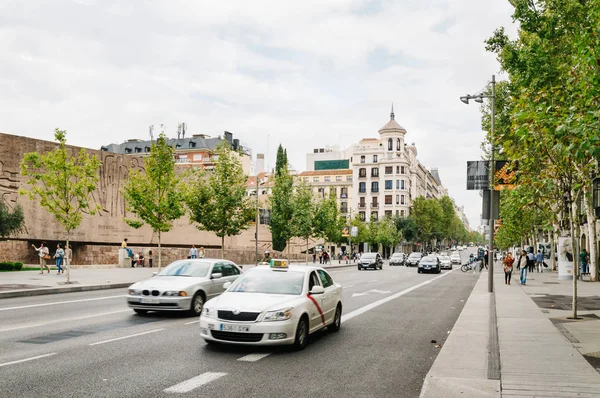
[
  {"left": 237, "top": 353, "right": 271, "bottom": 362},
  {"left": 164, "top": 372, "right": 227, "bottom": 393}
]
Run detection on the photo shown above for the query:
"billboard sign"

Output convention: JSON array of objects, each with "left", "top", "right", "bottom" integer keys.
[{"left": 466, "top": 161, "right": 489, "bottom": 190}]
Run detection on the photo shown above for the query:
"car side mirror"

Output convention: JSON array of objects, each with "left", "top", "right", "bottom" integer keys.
[
  {"left": 223, "top": 281, "right": 232, "bottom": 289},
  {"left": 309, "top": 286, "right": 325, "bottom": 295},
  {"left": 211, "top": 273, "right": 223, "bottom": 279},
  {"left": 152, "top": 272, "right": 158, "bottom": 277}
]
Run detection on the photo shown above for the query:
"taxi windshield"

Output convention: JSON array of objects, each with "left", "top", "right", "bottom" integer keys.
[
  {"left": 158, "top": 260, "right": 211, "bottom": 277},
  {"left": 229, "top": 269, "right": 305, "bottom": 295}
]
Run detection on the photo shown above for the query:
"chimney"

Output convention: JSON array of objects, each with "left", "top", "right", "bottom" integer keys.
[{"left": 256, "top": 154, "right": 265, "bottom": 174}]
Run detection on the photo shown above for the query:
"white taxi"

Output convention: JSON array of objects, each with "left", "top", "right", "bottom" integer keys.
[{"left": 199, "top": 260, "right": 343, "bottom": 350}]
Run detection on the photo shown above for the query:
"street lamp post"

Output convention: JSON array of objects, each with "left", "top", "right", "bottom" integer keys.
[
  {"left": 255, "top": 175, "right": 259, "bottom": 265},
  {"left": 460, "top": 75, "right": 496, "bottom": 293}
]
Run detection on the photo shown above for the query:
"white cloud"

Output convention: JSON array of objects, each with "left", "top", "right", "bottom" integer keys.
[{"left": 0, "top": 0, "right": 517, "bottom": 228}]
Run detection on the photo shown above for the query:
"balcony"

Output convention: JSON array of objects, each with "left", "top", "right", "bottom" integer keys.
[
  {"left": 358, "top": 203, "right": 366, "bottom": 209},
  {"left": 358, "top": 174, "right": 367, "bottom": 179},
  {"left": 370, "top": 173, "right": 380, "bottom": 178},
  {"left": 371, "top": 203, "right": 379, "bottom": 208}
]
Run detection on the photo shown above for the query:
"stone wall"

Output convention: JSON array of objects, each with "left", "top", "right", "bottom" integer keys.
[{"left": 0, "top": 240, "right": 29, "bottom": 263}]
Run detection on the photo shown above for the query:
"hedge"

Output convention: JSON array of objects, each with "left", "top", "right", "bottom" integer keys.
[{"left": 0, "top": 261, "right": 24, "bottom": 271}]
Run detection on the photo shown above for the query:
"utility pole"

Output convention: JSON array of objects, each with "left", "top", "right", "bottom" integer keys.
[
  {"left": 488, "top": 75, "right": 496, "bottom": 293},
  {"left": 255, "top": 174, "right": 259, "bottom": 265}
]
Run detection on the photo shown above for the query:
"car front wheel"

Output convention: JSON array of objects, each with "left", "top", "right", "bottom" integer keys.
[
  {"left": 329, "top": 305, "right": 342, "bottom": 333},
  {"left": 294, "top": 316, "right": 309, "bottom": 350},
  {"left": 189, "top": 292, "right": 204, "bottom": 316}
]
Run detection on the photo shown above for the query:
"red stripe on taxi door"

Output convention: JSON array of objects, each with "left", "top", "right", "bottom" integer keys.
[{"left": 306, "top": 294, "right": 326, "bottom": 325}]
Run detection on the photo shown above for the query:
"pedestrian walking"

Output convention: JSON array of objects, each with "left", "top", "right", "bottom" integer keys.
[
  {"left": 53, "top": 244, "right": 65, "bottom": 275},
  {"left": 198, "top": 247, "right": 206, "bottom": 258},
  {"left": 579, "top": 249, "right": 589, "bottom": 275},
  {"left": 319, "top": 251, "right": 323, "bottom": 264},
  {"left": 484, "top": 249, "right": 489, "bottom": 270},
  {"left": 503, "top": 252, "right": 514, "bottom": 285},
  {"left": 138, "top": 252, "right": 145, "bottom": 267},
  {"left": 133, "top": 252, "right": 139, "bottom": 267},
  {"left": 189, "top": 245, "right": 198, "bottom": 259},
  {"left": 148, "top": 250, "right": 153, "bottom": 268},
  {"left": 32, "top": 242, "right": 51, "bottom": 274},
  {"left": 536, "top": 251, "right": 544, "bottom": 273},
  {"left": 312, "top": 252, "right": 316, "bottom": 263},
  {"left": 527, "top": 250, "right": 535, "bottom": 272},
  {"left": 518, "top": 250, "right": 529, "bottom": 285}
]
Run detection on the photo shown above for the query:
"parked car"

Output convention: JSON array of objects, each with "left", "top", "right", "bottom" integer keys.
[
  {"left": 418, "top": 255, "right": 441, "bottom": 274},
  {"left": 438, "top": 255, "right": 452, "bottom": 270},
  {"left": 199, "top": 262, "right": 343, "bottom": 349},
  {"left": 450, "top": 251, "right": 462, "bottom": 264},
  {"left": 389, "top": 252, "right": 406, "bottom": 266},
  {"left": 126, "top": 259, "right": 243, "bottom": 316},
  {"left": 405, "top": 252, "right": 423, "bottom": 267},
  {"left": 358, "top": 252, "right": 383, "bottom": 270}
]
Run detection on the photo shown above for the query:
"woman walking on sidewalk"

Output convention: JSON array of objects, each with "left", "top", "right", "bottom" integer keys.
[
  {"left": 503, "top": 252, "right": 514, "bottom": 285},
  {"left": 32, "top": 242, "right": 51, "bottom": 274},
  {"left": 54, "top": 244, "right": 65, "bottom": 275},
  {"left": 517, "top": 250, "right": 529, "bottom": 285}
]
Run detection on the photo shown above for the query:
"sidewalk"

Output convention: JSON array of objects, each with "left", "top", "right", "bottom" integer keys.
[
  {"left": 0, "top": 261, "right": 355, "bottom": 299},
  {"left": 421, "top": 263, "right": 600, "bottom": 398}
]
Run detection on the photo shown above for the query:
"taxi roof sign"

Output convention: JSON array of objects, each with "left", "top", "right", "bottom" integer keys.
[{"left": 270, "top": 259, "right": 288, "bottom": 269}]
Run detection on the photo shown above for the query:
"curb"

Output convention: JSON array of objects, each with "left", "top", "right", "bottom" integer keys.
[{"left": 0, "top": 282, "right": 133, "bottom": 299}]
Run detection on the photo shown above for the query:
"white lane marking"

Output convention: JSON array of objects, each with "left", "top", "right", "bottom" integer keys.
[
  {"left": 341, "top": 269, "right": 456, "bottom": 324},
  {"left": 237, "top": 353, "right": 271, "bottom": 362},
  {"left": 351, "top": 289, "right": 391, "bottom": 298},
  {"left": 0, "top": 295, "right": 126, "bottom": 311},
  {"left": 184, "top": 320, "right": 199, "bottom": 325},
  {"left": 89, "top": 328, "right": 164, "bottom": 346},
  {"left": 164, "top": 372, "right": 227, "bottom": 393},
  {"left": 343, "top": 284, "right": 355, "bottom": 289},
  {"left": 0, "top": 353, "right": 57, "bottom": 368},
  {"left": 0, "top": 309, "right": 131, "bottom": 332}
]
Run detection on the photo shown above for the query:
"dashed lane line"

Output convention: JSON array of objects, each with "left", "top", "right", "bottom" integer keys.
[
  {"left": 184, "top": 320, "right": 199, "bottom": 325},
  {"left": 0, "top": 353, "right": 57, "bottom": 368},
  {"left": 0, "top": 295, "right": 126, "bottom": 311},
  {"left": 237, "top": 353, "right": 271, "bottom": 362},
  {"left": 164, "top": 372, "right": 227, "bottom": 394},
  {"left": 341, "top": 268, "right": 457, "bottom": 324},
  {"left": 0, "top": 309, "right": 131, "bottom": 332},
  {"left": 89, "top": 328, "right": 164, "bottom": 346}
]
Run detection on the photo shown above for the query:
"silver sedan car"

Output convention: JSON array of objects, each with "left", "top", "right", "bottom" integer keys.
[{"left": 126, "top": 259, "right": 243, "bottom": 316}]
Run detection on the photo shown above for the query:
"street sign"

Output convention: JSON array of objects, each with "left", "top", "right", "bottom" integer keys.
[
  {"left": 342, "top": 226, "right": 350, "bottom": 237},
  {"left": 351, "top": 226, "right": 358, "bottom": 237},
  {"left": 466, "top": 161, "right": 489, "bottom": 190}
]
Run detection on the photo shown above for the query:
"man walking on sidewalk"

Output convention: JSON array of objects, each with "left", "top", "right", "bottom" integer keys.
[
  {"left": 518, "top": 250, "right": 529, "bottom": 285},
  {"left": 536, "top": 251, "right": 544, "bottom": 273},
  {"left": 580, "top": 248, "right": 589, "bottom": 275},
  {"left": 503, "top": 252, "right": 514, "bottom": 284}
]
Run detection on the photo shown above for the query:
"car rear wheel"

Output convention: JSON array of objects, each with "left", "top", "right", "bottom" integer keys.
[
  {"left": 189, "top": 292, "right": 204, "bottom": 316},
  {"left": 133, "top": 309, "right": 148, "bottom": 315},
  {"left": 293, "top": 316, "right": 309, "bottom": 350},
  {"left": 358, "top": 266, "right": 362, "bottom": 271},
  {"left": 329, "top": 305, "right": 342, "bottom": 333}
]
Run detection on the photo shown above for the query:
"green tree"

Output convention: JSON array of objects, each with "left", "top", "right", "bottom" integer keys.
[
  {"left": 313, "top": 194, "right": 343, "bottom": 247},
  {"left": 183, "top": 142, "right": 255, "bottom": 259},
  {"left": 438, "top": 196, "right": 456, "bottom": 243},
  {"left": 290, "top": 181, "right": 316, "bottom": 263},
  {"left": 378, "top": 216, "right": 402, "bottom": 254},
  {"left": 411, "top": 197, "right": 443, "bottom": 249},
  {"left": 123, "top": 132, "right": 184, "bottom": 271},
  {"left": 0, "top": 202, "right": 25, "bottom": 239},
  {"left": 20, "top": 129, "right": 101, "bottom": 283},
  {"left": 394, "top": 215, "right": 418, "bottom": 243},
  {"left": 269, "top": 145, "right": 294, "bottom": 252}
]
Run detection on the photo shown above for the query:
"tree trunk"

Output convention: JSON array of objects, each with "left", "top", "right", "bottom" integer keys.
[
  {"left": 221, "top": 236, "right": 225, "bottom": 259},
  {"left": 158, "top": 230, "right": 162, "bottom": 272},
  {"left": 584, "top": 186, "right": 598, "bottom": 282},
  {"left": 66, "top": 230, "right": 71, "bottom": 284},
  {"left": 570, "top": 196, "right": 579, "bottom": 319},
  {"left": 551, "top": 225, "right": 559, "bottom": 271}
]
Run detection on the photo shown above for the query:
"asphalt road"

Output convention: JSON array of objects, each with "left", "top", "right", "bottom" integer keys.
[{"left": 0, "top": 249, "right": 479, "bottom": 398}]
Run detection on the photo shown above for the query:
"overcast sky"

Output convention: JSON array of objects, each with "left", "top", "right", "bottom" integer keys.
[{"left": 1, "top": 0, "right": 517, "bottom": 229}]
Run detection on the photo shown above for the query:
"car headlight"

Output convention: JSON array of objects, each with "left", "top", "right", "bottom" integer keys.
[
  {"left": 202, "top": 307, "right": 213, "bottom": 318},
  {"left": 263, "top": 308, "right": 294, "bottom": 321},
  {"left": 163, "top": 291, "right": 187, "bottom": 297},
  {"left": 128, "top": 289, "right": 139, "bottom": 295}
]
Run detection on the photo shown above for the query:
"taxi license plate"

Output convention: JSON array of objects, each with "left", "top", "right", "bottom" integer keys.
[
  {"left": 139, "top": 298, "right": 160, "bottom": 304},
  {"left": 220, "top": 324, "right": 250, "bottom": 332}
]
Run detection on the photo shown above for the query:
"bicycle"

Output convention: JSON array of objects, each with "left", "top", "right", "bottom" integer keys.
[{"left": 461, "top": 259, "right": 482, "bottom": 272}]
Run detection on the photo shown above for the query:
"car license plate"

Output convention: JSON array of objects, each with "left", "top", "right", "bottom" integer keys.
[
  {"left": 220, "top": 324, "right": 250, "bottom": 332},
  {"left": 139, "top": 298, "right": 160, "bottom": 304}
]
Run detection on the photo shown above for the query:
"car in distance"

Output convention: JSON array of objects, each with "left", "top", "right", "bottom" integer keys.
[
  {"left": 358, "top": 252, "right": 383, "bottom": 270},
  {"left": 418, "top": 255, "right": 441, "bottom": 274},
  {"left": 405, "top": 252, "right": 423, "bottom": 267},
  {"left": 126, "top": 259, "right": 243, "bottom": 316},
  {"left": 450, "top": 251, "right": 462, "bottom": 264},
  {"left": 389, "top": 252, "right": 406, "bottom": 266},
  {"left": 199, "top": 261, "right": 343, "bottom": 349},
  {"left": 438, "top": 255, "right": 452, "bottom": 270}
]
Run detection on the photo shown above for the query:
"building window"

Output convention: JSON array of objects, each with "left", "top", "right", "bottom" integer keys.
[
  {"left": 324, "top": 176, "right": 331, "bottom": 182},
  {"left": 371, "top": 181, "right": 379, "bottom": 193},
  {"left": 330, "top": 187, "right": 337, "bottom": 196},
  {"left": 340, "top": 203, "right": 348, "bottom": 213},
  {"left": 396, "top": 166, "right": 400, "bottom": 174},
  {"left": 259, "top": 209, "right": 270, "bottom": 225},
  {"left": 371, "top": 167, "right": 379, "bottom": 177},
  {"left": 372, "top": 197, "right": 378, "bottom": 208},
  {"left": 359, "top": 197, "right": 366, "bottom": 207},
  {"left": 401, "top": 180, "right": 405, "bottom": 190},
  {"left": 397, "top": 138, "right": 401, "bottom": 151},
  {"left": 373, "top": 155, "right": 378, "bottom": 163},
  {"left": 346, "top": 176, "right": 352, "bottom": 181},
  {"left": 359, "top": 182, "right": 366, "bottom": 193},
  {"left": 396, "top": 210, "right": 400, "bottom": 216},
  {"left": 401, "top": 195, "right": 405, "bottom": 205},
  {"left": 304, "top": 177, "right": 309, "bottom": 182},
  {"left": 359, "top": 168, "right": 367, "bottom": 177},
  {"left": 370, "top": 211, "right": 378, "bottom": 221},
  {"left": 385, "top": 166, "right": 393, "bottom": 174},
  {"left": 385, "top": 210, "right": 392, "bottom": 217},
  {"left": 359, "top": 211, "right": 366, "bottom": 221},
  {"left": 341, "top": 187, "right": 348, "bottom": 199},
  {"left": 385, "top": 180, "right": 393, "bottom": 190},
  {"left": 388, "top": 138, "right": 393, "bottom": 151},
  {"left": 360, "top": 155, "right": 365, "bottom": 164},
  {"left": 336, "top": 176, "right": 342, "bottom": 182},
  {"left": 401, "top": 210, "right": 405, "bottom": 217},
  {"left": 385, "top": 195, "right": 392, "bottom": 205},
  {"left": 401, "top": 166, "right": 406, "bottom": 174},
  {"left": 396, "top": 195, "right": 400, "bottom": 204},
  {"left": 396, "top": 180, "right": 399, "bottom": 189}
]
